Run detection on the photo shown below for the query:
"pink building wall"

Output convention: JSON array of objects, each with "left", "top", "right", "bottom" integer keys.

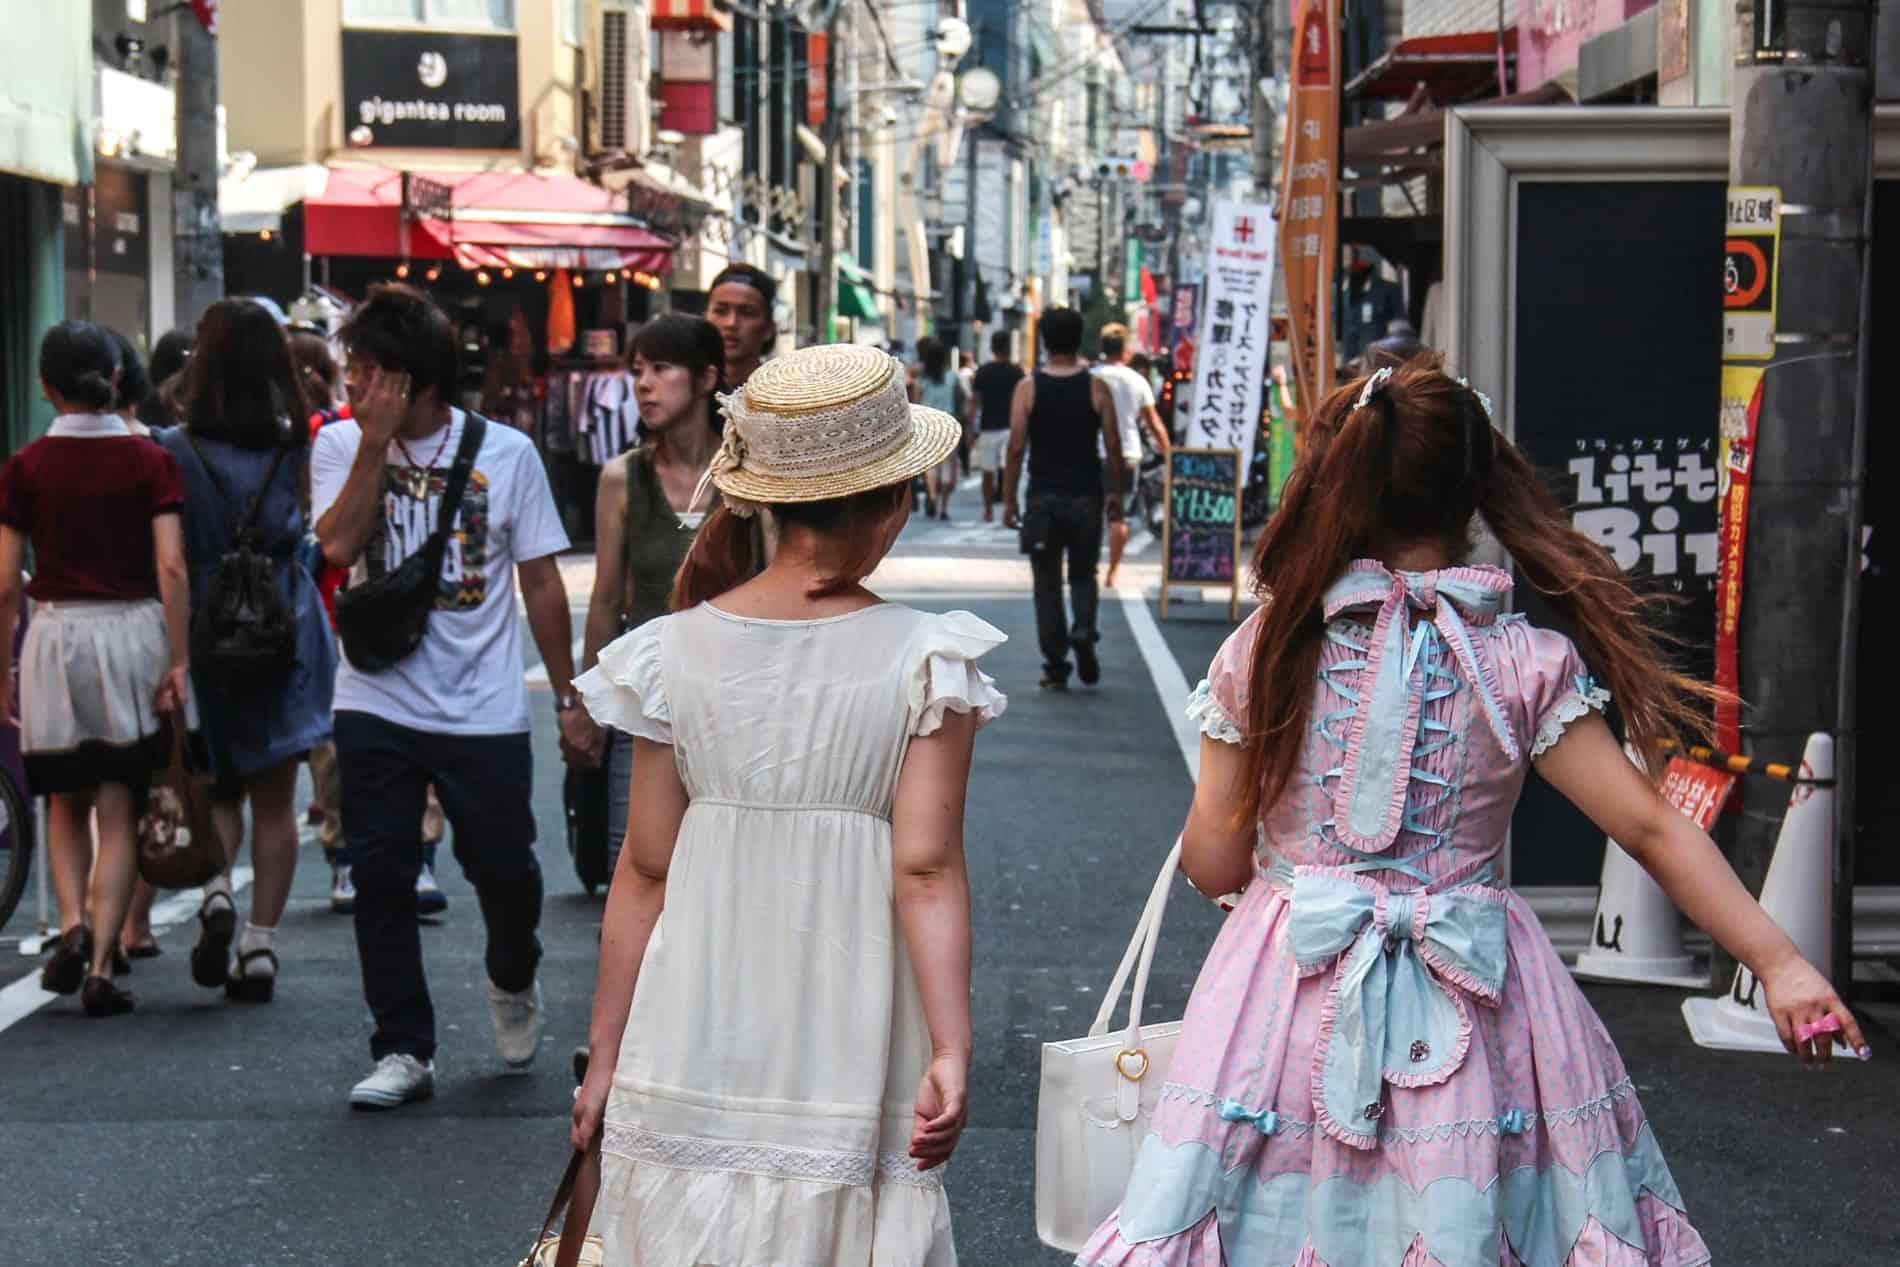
[{"left": 1516, "top": 0, "right": 1656, "bottom": 89}]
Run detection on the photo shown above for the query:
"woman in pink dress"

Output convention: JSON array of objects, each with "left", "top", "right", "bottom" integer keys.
[{"left": 1078, "top": 361, "right": 1865, "bottom": 1267}]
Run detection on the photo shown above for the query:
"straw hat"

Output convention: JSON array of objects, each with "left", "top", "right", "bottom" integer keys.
[{"left": 701, "top": 344, "right": 961, "bottom": 517}]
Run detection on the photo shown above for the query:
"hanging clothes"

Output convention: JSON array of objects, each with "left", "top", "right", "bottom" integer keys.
[{"left": 579, "top": 368, "right": 641, "bottom": 466}]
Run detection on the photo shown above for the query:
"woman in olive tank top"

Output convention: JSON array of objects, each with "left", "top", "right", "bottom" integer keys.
[{"left": 579, "top": 316, "right": 728, "bottom": 857}]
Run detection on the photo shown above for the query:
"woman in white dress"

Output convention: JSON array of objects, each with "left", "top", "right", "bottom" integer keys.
[{"left": 573, "top": 344, "right": 1007, "bottom": 1266}]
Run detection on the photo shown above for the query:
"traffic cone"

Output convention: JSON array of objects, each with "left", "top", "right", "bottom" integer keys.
[
  {"left": 1573, "top": 836, "right": 1706, "bottom": 988},
  {"left": 1682, "top": 732, "right": 1841, "bottom": 1054}
]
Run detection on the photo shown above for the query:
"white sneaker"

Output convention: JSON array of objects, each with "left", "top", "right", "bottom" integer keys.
[
  {"left": 349, "top": 1053, "right": 435, "bottom": 1110},
  {"left": 488, "top": 979, "right": 544, "bottom": 1071},
  {"left": 415, "top": 864, "right": 447, "bottom": 915},
  {"left": 330, "top": 865, "right": 355, "bottom": 915}
]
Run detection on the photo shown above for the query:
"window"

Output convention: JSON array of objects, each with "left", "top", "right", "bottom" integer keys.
[{"left": 342, "top": 0, "right": 516, "bottom": 29}]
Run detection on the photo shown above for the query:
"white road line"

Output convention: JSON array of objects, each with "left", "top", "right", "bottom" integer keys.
[
  {"left": 0, "top": 865, "right": 256, "bottom": 1035},
  {"left": 1115, "top": 582, "right": 1200, "bottom": 782}
]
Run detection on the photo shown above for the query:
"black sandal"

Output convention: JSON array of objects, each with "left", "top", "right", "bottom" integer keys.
[
  {"left": 191, "top": 893, "right": 238, "bottom": 989},
  {"left": 81, "top": 973, "right": 135, "bottom": 1018},
  {"left": 39, "top": 925, "right": 93, "bottom": 996},
  {"left": 225, "top": 948, "right": 278, "bottom": 1003}
]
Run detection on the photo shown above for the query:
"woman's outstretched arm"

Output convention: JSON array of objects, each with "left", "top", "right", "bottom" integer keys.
[{"left": 1537, "top": 713, "right": 1867, "bottom": 1063}]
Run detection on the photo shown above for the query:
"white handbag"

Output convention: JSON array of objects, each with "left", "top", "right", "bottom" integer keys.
[{"left": 1035, "top": 839, "right": 1186, "bottom": 1253}]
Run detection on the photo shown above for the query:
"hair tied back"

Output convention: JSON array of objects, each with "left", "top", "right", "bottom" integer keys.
[{"left": 1354, "top": 365, "right": 1394, "bottom": 411}]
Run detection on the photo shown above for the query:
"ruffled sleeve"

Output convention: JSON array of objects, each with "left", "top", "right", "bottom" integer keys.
[
  {"left": 1189, "top": 606, "right": 1263, "bottom": 744},
  {"left": 1503, "top": 621, "right": 1610, "bottom": 759},
  {"left": 908, "top": 610, "right": 1009, "bottom": 737},
  {"left": 574, "top": 619, "right": 672, "bottom": 745}
]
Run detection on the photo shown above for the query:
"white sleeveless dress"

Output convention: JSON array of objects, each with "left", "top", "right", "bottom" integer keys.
[{"left": 574, "top": 601, "right": 1008, "bottom": 1266}]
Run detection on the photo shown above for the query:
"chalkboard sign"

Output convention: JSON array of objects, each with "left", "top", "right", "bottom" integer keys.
[{"left": 1161, "top": 447, "right": 1242, "bottom": 620}]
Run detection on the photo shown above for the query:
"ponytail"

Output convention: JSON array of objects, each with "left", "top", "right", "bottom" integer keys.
[
  {"left": 1235, "top": 381, "right": 1402, "bottom": 824},
  {"left": 671, "top": 504, "right": 758, "bottom": 611},
  {"left": 1477, "top": 440, "right": 1718, "bottom": 780}
]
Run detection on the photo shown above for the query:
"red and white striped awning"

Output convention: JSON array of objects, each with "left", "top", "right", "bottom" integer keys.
[{"left": 650, "top": 0, "right": 731, "bottom": 31}]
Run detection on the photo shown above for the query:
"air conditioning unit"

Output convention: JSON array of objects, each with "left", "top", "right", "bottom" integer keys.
[{"left": 598, "top": 0, "right": 652, "bottom": 157}]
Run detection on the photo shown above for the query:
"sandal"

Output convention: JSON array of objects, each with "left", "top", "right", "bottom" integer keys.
[
  {"left": 39, "top": 925, "right": 93, "bottom": 996},
  {"left": 225, "top": 948, "right": 278, "bottom": 1003},
  {"left": 191, "top": 893, "right": 238, "bottom": 989},
  {"left": 81, "top": 973, "right": 135, "bottom": 1018},
  {"left": 122, "top": 938, "right": 163, "bottom": 960}
]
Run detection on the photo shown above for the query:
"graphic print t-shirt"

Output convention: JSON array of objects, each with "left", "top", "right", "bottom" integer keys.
[{"left": 311, "top": 409, "right": 569, "bottom": 734}]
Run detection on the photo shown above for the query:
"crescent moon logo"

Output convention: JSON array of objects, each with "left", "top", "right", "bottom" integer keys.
[{"left": 417, "top": 51, "right": 448, "bottom": 89}]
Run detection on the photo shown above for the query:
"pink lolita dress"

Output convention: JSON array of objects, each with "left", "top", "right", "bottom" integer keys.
[{"left": 1078, "top": 562, "right": 1711, "bottom": 1267}]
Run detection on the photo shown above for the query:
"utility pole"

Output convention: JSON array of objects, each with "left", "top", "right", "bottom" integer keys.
[
  {"left": 173, "top": 4, "right": 222, "bottom": 325},
  {"left": 1724, "top": 0, "right": 1874, "bottom": 988},
  {"left": 816, "top": 0, "right": 842, "bottom": 344}
]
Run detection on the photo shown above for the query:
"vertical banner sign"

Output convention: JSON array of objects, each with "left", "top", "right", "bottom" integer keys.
[
  {"left": 1278, "top": 0, "right": 1340, "bottom": 416},
  {"left": 1714, "top": 363, "right": 1766, "bottom": 750},
  {"left": 1161, "top": 448, "right": 1243, "bottom": 621},
  {"left": 1186, "top": 200, "right": 1276, "bottom": 476},
  {"left": 1723, "top": 187, "right": 1780, "bottom": 360},
  {"left": 1660, "top": 757, "right": 1738, "bottom": 830}
]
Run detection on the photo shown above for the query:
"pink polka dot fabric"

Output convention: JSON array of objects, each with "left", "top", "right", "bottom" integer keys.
[{"left": 1077, "top": 578, "right": 1711, "bottom": 1267}]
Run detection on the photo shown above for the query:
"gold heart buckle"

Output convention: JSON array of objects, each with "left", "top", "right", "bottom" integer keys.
[{"left": 1114, "top": 1048, "right": 1150, "bottom": 1082}]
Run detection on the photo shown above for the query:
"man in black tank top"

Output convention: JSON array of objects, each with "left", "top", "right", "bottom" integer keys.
[{"left": 1001, "top": 307, "right": 1125, "bottom": 689}]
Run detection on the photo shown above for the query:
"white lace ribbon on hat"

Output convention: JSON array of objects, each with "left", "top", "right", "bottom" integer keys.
[{"left": 694, "top": 369, "right": 916, "bottom": 515}]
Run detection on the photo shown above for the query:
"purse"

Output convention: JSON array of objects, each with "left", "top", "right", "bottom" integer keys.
[
  {"left": 1035, "top": 838, "right": 1186, "bottom": 1253},
  {"left": 334, "top": 414, "right": 486, "bottom": 674},
  {"left": 136, "top": 720, "right": 224, "bottom": 890},
  {"left": 519, "top": 1141, "right": 604, "bottom": 1267},
  {"left": 564, "top": 757, "right": 612, "bottom": 895}
]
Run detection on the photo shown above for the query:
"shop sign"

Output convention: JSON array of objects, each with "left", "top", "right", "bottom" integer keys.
[
  {"left": 1723, "top": 186, "right": 1779, "bottom": 360},
  {"left": 99, "top": 68, "right": 177, "bottom": 163},
  {"left": 807, "top": 32, "right": 829, "bottom": 128},
  {"left": 1185, "top": 200, "right": 1275, "bottom": 476},
  {"left": 342, "top": 29, "right": 520, "bottom": 150},
  {"left": 1714, "top": 363, "right": 1765, "bottom": 750},
  {"left": 1278, "top": 0, "right": 1339, "bottom": 414}
]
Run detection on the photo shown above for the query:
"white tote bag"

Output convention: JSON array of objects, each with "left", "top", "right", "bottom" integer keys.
[{"left": 1035, "top": 839, "right": 1186, "bottom": 1253}]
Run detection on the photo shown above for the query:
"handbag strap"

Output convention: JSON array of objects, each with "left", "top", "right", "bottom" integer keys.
[
  {"left": 1087, "top": 837, "right": 1183, "bottom": 1040},
  {"left": 529, "top": 1140, "right": 601, "bottom": 1267},
  {"left": 186, "top": 431, "right": 293, "bottom": 548}
]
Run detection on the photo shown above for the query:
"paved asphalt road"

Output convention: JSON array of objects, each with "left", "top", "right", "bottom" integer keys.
[{"left": 3, "top": 501, "right": 1897, "bottom": 1266}]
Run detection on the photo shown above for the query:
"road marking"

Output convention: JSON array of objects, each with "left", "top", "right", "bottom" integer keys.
[
  {"left": 0, "top": 865, "right": 256, "bottom": 1035},
  {"left": 1115, "top": 582, "right": 1200, "bottom": 782}
]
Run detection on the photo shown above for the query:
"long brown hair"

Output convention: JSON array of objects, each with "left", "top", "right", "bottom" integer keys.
[
  {"left": 1236, "top": 357, "right": 1716, "bottom": 826},
  {"left": 183, "top": 299, "right": 309, "bottom": 450},
  {"left": 671, "top": 482, "right": 910, "bottom": 610}
]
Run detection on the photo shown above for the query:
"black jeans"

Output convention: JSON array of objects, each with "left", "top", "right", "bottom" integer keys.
[
  {"left": 1021, "top": 491, "right": 1104, "bottom": 679},
  {"left": 335, "top": 711, "right": 543, "bottom": 1062}
]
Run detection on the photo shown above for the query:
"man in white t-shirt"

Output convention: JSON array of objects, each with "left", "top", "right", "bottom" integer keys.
[
  {"left": 1091, "top": 325, "right": 1171, "bottom": 587},
  {"left": 312, "top": 285, "right": 594, "bottom": 1111}
]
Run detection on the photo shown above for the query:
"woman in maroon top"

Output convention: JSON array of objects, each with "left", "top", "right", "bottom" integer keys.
[{"left": 0, "top": 322, "right": 192, "bottom": 1017}]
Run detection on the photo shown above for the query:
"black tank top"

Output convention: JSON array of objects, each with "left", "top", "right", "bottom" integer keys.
[{"left": 1027, "top": 369, "right": 1101, "bottom": 495}]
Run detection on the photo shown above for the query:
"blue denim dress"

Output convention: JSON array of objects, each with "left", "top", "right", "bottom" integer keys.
[{"left": 157, "top": 428, "right": 337, "bottom": 782}]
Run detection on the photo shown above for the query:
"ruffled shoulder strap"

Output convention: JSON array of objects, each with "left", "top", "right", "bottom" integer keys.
[
  {"left": 905, "top": 609, "right": 1009, "bottom": 737},
  {"left": 573, "top": 616, "right": 673, "bottom": 745}
]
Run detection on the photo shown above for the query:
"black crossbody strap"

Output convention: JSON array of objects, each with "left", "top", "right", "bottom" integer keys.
[{"left": 417, "top": 414, "right": 487, "bottom": 570}]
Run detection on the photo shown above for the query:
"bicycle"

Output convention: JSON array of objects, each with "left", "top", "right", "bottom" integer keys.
[{"left": 0, "top": 742, "right": 36, "bottom": 934}]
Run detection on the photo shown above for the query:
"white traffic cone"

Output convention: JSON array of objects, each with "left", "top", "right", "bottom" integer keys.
[
  {"left": 1682, "top": 732, "right": 1839, "bottom": 1053},
  {"left": 1573, "top": 834, "right": 1706, "bottom": 988}
]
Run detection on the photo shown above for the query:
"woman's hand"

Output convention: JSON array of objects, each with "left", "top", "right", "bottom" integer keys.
[
  {"left": 153, "top": 664, "right": 188, "bottom": 716},
  {"left": 1758, "top": 953, "right": 1870, "bottom": 1065},
  {"left": 572, "top": 1067, "right": 612, "bottom": 1151},
  {"left": 908, "top": 1050, "right": 968, "bottom": 1171}
]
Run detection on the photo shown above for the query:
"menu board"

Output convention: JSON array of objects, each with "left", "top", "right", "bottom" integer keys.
[{"left": 1162, "top": 447, "right": 1242, "bottom": 620}]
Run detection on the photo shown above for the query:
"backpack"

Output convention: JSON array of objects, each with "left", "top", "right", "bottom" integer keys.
[{"left": 187, "top": 432, "right": 297, "bottom": 685}]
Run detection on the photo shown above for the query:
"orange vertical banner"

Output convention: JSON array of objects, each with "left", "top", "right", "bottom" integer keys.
[
  {"left": 1278, "top": 0, "right": 1340, "bottom": 418},
  {"left": 1714, "top": 365, "right": 1765, "bottom": 751}
]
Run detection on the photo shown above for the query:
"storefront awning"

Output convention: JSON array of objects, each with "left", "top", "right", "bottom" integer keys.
[
  {"left": 220, "top": 163, "right": 331, "bottom": 233},
  {"left": 1344, "top": 31, "right": 1518, "bottom": 103},
  {"left": 302, "top": 166, "right": 674, "bottom": 272}
]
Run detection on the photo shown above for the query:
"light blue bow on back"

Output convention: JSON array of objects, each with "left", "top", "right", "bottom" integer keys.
[
  {"left": 1320, "top": 563, "right": 1520, "bottom": 856},
  {"left": 1277, "top": 860, "right": 1509, "bottom": 1151}
]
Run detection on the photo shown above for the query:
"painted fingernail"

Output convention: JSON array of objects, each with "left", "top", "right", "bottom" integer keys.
[{"left": 1858, "top": 1045, "right": 1873, "bottom": 1061}]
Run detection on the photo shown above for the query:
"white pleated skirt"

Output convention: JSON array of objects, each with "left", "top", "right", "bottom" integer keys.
[{"left": 20, "top": 599, "right": 188, "bottom": 793}]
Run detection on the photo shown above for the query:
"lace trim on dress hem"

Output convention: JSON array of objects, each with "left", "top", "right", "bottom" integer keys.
[
  {"left": 600, "top": 1122, "right": 944, "bottom": 1191},
  {"left": 1531, "top": 682, "right": 1611, "bottom": 758},
  {"left": 1186, "top": 680, "right": 1245, "bottom": 745}
]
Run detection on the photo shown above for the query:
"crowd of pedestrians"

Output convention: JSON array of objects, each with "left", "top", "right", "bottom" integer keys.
[{"left": 3, "top": 285, "right": 1870, "bottom": 1267}]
